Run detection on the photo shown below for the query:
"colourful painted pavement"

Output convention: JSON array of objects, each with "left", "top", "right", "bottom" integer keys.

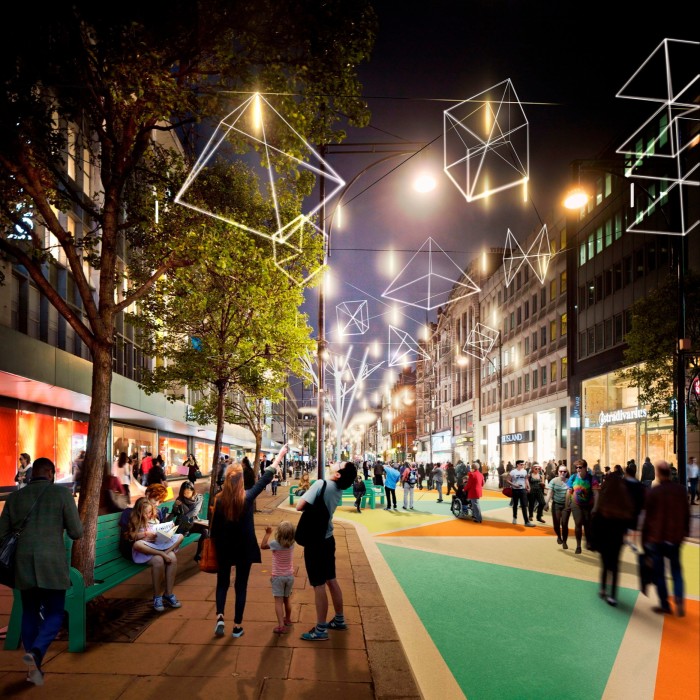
[{"left": 287, "top": 484, "right": 700, "bottom": 700}]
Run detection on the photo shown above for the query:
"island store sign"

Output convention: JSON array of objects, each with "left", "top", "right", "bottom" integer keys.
[{"left": 499, "top": 430, "right": 535, "bottom": 444}]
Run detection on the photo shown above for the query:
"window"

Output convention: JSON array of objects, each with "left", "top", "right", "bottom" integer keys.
[
  {"left": 614, "top": 313, "right": 624, "bottom": 344},
  {"left": 623, "top": 256, "right": 633, "bottom": 285},
  {"left": 510, "top": 311, "right": 515, "bottom": 330},
  {"left": 624, "top": 309, "right": 633, "bottom": 337},
  {"left": 578, "top": 285, "right": 586, "bottom": 311},
  {"left": 605, "top": 219, "right": 613, "bottom": 247},
  {"left": 561, "top": 357, "right": 568, "bottom": 379},
  {"left": 517, "top": 377, "right": 522, "bottom": 395},
  {"left": 613, "top": 262, "right": 622, "bottom": 291},
  {"left": 498, "top": 290, "right": 502, "bottom": 306},
  {"left": 550, "top": 279, "right": 557, "bottom": 301},
  {"left": 604, "top": 318, "right": 613, "bottom": 348},
  {"left": 516, "top": 270, "right": 521, "bottom": 290},
  {"left": 604, "top": 269, "right": 613, "bottom": 297},
  {"left": 549, "top": 320, "right": 557, "bottom": 341},
  {"left": 587, "top": 328, "right": 595, "bottom": 356},
  {"left": 532, "top": 293, "right": 538, "bottom": 314},
  {"left": 524, "top": 373, "right": 530, "bottom": 391},
  {"left": 596, "top": 226, "right": 603, "bottom": 254},
  {"left": 560, "top": 271, "right": 567, "bottom": 294},
  {"left": 587, "top": 282, "right": 595, "bottom": 307},
  {"left": 588, "top": 233, "right": 594, "bottom": 260},
  {"left": 550, "top": 361, "right": 557, "bottom": 383},
  {"left": 541, "top": 326, "right": 547, "bottom": 346},
  {"left": 541, "top": 288, "right": 547, "bottom": 308},
  {"left": 67, "top": 124, "right": 77, "bottom": 180},
  {"left": 634, "top": 249, "right": 645, "bottom": 280},
  {"left": 560, "top": 313, "right": 567, "bottom": 336},
  {"left": 541, "top": 365, "right": 547, "bottom": 385},
  {"left": 595, "top": 323, "right": 604, "bottom": 352},
  {"left": 510, "top": 380, "right": 515, "bottom": 397},
  {"left": 516, "top": 306, "right": 522, "bottom": 325},
  {"left": 82, "top": 146, "right": 91, "bottom": 195},
  {"left": 524, "top": 300, "right": 529, "bottom": 320},
  {"left": 504, "top": 382, "right": 509, "bottom": 399},
  {"left": 595, "top": 275, "right": 603, "bottom": 302},
  {"left": 579, "top": 243, "right": 586, "bottom": 267},
  {"left": 533, "top": 368, "right": 539, "bottom": 389},
  {"left": 579, "top": 331, "right": 587, "bottom": 359},
  {"left": 532, "top": 331, "right": 538, "bottom": 351},
  {"left": 524, "top": 336, "right": 530, "bottom": 355},
  {"left": 560, "top": 227, "right": 567, "bottom": 250}
]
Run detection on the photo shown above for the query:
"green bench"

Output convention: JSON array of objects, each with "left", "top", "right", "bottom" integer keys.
[
  {"left": 288, "top": 480, "right": 383, "bottom": 509},
  {"left": 4, "top": 496, "right": 207, "bottom": 653}
]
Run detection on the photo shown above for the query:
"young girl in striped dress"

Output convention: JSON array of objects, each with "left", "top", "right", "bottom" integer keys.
[{"left": 261, "top": 521, "right": 296, "bottom": 634}]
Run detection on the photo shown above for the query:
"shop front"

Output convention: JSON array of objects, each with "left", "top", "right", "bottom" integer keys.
[
  {"left": 452, "top": 411, "right": 474, "bottom": 464},
  {"left": 112, "top": 423, "right": 156, "bottom": 466},
  {"left": 158, "top": 433, "right": 188, "bottom": 477},
  {"left": 581, "top": 372, "right": 675, "bottom": 467},
  {"left": 0, "top": 402, "right": 88, "bottom": 484},
  {"left": 431, "top": 430, "right": 452, "bottom": 465}
]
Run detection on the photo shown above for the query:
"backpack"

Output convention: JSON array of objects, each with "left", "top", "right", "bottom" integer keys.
[
  {"left": 407, "top": 470, "right": 417, "bottom": 485},
  {"left": 294, "top": 481, "right": 330, "bottom": 547}
]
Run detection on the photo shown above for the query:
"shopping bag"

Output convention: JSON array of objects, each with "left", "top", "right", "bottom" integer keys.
[{"left": 198, "top": 537, "right": 218, "bottom": 574}]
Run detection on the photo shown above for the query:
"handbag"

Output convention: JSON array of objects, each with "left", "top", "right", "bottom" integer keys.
[
  {"left": 198, "top": 537, "right": 218, "bottom": 573},
  {"left": 0, "top": 484, "right": 50, "bottom": 588},
  {"left": 198, "top": 501, "right": 218, "bottom": 573},
  {"left": 294, "top": 481, "right": 329, "bottom": 547},
  {"left": 501, "top": 486, "right": 513, "bottom": 498}
]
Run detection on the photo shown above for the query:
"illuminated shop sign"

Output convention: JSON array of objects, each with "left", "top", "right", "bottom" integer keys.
[
  {"left": 598, "top": 408, "right": 647, "bottom": 426},
  {"left": 500, "top": 431, "right": 535, "bottom": 444}
]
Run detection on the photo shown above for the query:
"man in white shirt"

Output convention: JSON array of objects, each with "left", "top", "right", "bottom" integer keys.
[
  {"left": 688, "top": 456, "right": 699, "bottom": 505},
  {"left": 506, "top": 459, "right": 535, "bottom": 527}
]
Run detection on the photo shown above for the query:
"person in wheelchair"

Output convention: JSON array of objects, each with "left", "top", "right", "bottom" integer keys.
[{"left": 451, "top": 481, "right": 473, "bottom": 517}]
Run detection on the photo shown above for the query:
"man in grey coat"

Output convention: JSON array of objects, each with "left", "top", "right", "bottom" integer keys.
[{"left": 0, "top": 457, "right": 83, "bottom": 685}]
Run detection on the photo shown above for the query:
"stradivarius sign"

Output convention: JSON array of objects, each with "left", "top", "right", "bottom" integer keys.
[{"left": 598, "top": 408, "right": 647, "bottom": 426}]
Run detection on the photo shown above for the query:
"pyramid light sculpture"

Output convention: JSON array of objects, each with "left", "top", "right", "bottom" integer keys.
[
  {"left": 503, "top": 225, "right": 551, "bottom": 287},
  {"left": 463, "top": 323, "right": 499, "bottom": 361},
  {"left": 388, "top": 326, "right": 429, "bottom": 367},
  {"left": 616, "top": 38, "right": 699, "bottom": 236},
  {"left": 336, "top": 300, "right": 369, "bottom": 336},
  {"left": 301, "top": 348, "right": 384, "bottom": 462},
  {"left": 174, "top": 93, "right": 344, "bottom": 282},
  {"left": 271, "top": 215, "right": 326, "bottom": 285},
  {"left": 444, "top": 79, "right": 529, "bottom": 202},
  {"left": 382, "top": 237, "right": 480, "bottom": 310}
]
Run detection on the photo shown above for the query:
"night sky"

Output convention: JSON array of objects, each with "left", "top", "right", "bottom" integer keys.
[{"left": 296, "top": 1, "right": 697, "bottom": 409}]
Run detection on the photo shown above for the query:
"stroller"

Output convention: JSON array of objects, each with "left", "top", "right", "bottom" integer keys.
[{"left": 450, "top": 482, "right": 474, "bottom": 520}]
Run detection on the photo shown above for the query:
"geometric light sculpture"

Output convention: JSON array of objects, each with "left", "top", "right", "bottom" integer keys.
[
  {"left": 388, "top": 326, "right": 430, "bottom": 367},
  {"left": 271, "top": 215, "right": 326, "bottom": 285},
  {"left": 503, "top": 224, "right": 551, "bottom": 287},
  {"left": 444, "top": 79, "right": 529, "bottom": 202},
  {"left": 616, "top": 38, "right": 700, "bottom": 236},
  {"left": 174, "top": 93, "right": 345, "bottom": 242},
  {"left": 463, "top": 323, "right": 499, "bottom": 361},
  {"left": 382, "top": 237, "right": 480, "bottom": 310},
  {"left": 336, "top": 300, "right": 369, "bottom": 336}
]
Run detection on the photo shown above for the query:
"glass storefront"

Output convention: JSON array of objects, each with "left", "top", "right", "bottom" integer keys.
[
  {"left": 581, "top": 371, "right": 675, "bottom": 467},
  {"left": 536, "top": 410, "right": 557, "bottom": 465},
  {"left": 158, "top": 434, "right": 188, "bottom": 476},
  {"left": 0, "top": 406, "right": 88, "bottom": 484},
  {"left": 195, "top": 440, "right": 216, "bottom": 476},
  {"left": 112, "top": 423, "right": 156, "bottom": 465}
]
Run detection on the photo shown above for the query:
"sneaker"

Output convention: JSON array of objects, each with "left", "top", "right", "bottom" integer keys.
[
  {"left": 557, "top": 537, "right": 563, "bottom": 544},
  {"left": 327, "top": 618, "right": 348, "bottom": 630},
  {"left": 393, "top": 506, "right": 398, "bottom": 510},
  {"left": 606, "top": 597, "right": 618, "bottom": 607},
  {"left": 22, "top": 652, "right": 44, "bottom": 687},
  {"left": 537, "top": 518, "right": 546, "bottom": 523},
  {"left": 575, "top": 546, "right": 582, "bottom": 554},
  {"left": 652, "top": 606, "right": 672, "bottom": 615},
  {"left": 384, "top": 507, "right": 390, "bottom": 511},
  {"left": 153, "top": 596, "right": 165, "bottom": 612},
  {"left": 301, "top": 626, "right": 329, "bottom": 641},
  {"left": 512, "top": 519, "right": 517, "bottom": 524},
  {"left": 524, "top": 522, "right": 536, "bottom": 528},
  {"left": 232, "top": 626, "right": 245, "bottom": 637},
  {"left": 562, "top": 542, "right": 569, "bottom": 550},
  {"left": 163, "top": 593, "right": 182, "bottom": 609},
  {"left": 402, "top": 506, "right": 407, "bottom": 510},
  {"left": 214, "top": 618, "right": 225, "bottom": 637}
]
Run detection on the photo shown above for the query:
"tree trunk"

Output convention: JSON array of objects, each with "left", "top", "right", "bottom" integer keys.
[
  {"left": 73, "top": 341, "right": 113, "bottom": 586},
  {"left": 254, "top": 432, "right": 262, "bottom": 480},
  {"left": 209, "top": 383, "right": 227, "bottom": 506}
]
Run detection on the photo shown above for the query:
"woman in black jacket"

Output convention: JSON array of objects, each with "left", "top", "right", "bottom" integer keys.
[
  {"left": 169, "top": 481, "right": 209, "bottom": 561},
  {"left": 212, "top": 445, "right": 287, "bottom": 638}
]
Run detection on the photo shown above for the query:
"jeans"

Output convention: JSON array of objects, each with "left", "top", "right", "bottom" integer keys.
[
  {"left": 354, "top": 496, "right": 362, "bottom": 510},
  {"left": 689, "top": 478, "right": 698, "bottom": 503},
  {"left": 552, "top": 502, "right": 569, "bottom": 542},
  {"left": 271, "top": 483, "right": 278, "bottom": 495},
  {"left": 385, "top": 487, "right": 397, "bottom": 508},
  {"left": 598, "top": 518, "right": 627, "bottom": 599},
  {"left": 511, "top": 489, "right": 529, "bottom": 522},
  {"left": 216, "top": 560, "right": 253, "bottom": 625},
  {"left": 528, "top": 487, "right": 545, "bottom": 519},
  {"left": 470, "top": 498, "right": 482, "bottom": 522},
  {"left": 434, "top": 482, "right": 443, "bottom": 501},
  {"left": 403, "top": 485, "right": 414, "bottom": 508},
  {"left": 20, "top": 588, "right": 66, "bottom": 666},
  {"left": 647, "top": 541, "right": 684, "bottom": 610}
]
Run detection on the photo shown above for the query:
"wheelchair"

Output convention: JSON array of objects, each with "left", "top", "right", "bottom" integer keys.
[{"left": 450, "top": 494, "right": 474, "bottom": 520}]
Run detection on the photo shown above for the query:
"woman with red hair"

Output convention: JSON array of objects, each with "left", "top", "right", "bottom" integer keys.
[{"left": 212, "top": 445, "right": 288, "bottom": 638}]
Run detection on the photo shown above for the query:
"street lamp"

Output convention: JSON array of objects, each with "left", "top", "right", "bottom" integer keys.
[{"left": 316, "top": 141, "right": 428, "bottom": 478}]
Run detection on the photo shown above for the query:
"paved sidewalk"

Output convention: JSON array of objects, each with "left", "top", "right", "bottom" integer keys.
[{"left": 0, "top": 484, "right": 421, "bottom": 699}]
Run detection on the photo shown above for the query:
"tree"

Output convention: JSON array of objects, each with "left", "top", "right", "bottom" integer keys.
[
  {"left": 618, "top": 271, "right": 700, "bottom": 426},
  {"left": 0, "top": 2, "right": 376, "bottom": 581},
  {"left": 133, "top": 161, "right": 316, "bottom": 503}
]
